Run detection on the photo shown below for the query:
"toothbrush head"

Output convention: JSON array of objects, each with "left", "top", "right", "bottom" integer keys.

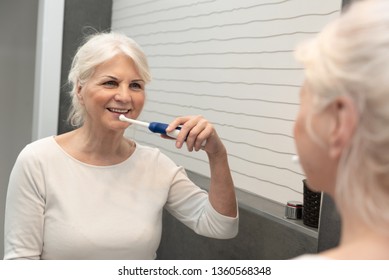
[{"left": 119, "top": 114, "right": 126, "bottom": 121}]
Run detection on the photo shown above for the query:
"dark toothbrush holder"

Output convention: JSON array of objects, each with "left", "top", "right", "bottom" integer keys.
[{"left": 302, "top": 179, "right": 322, "bottom": 228}]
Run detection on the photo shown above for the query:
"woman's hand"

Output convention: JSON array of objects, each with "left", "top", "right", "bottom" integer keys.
[{"left": 165, "top": 115, "right": 225, "bottom": 155}]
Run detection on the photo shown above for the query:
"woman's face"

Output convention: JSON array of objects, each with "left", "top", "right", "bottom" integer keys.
[
  {"left": 77, "top": 53, "right": 145, "bottom": 133},
  {"left": 293, "top": 83, "right": 337, "bottom": 194}
]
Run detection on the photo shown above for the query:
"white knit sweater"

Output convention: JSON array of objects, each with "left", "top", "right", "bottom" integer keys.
[{"left": 4, "top": 137, "right": 238, "bottom": 259}]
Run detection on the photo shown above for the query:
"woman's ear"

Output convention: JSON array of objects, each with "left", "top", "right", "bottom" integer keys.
[
  {"left": 76, "top": 83, "right": 84, "bottom": 104},
  {"left": 328, "top": 96, "right": 358, "bottom": 159}
]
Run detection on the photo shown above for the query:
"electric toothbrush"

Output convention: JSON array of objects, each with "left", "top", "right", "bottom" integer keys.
[{"left": 119, "top": 114, "right": 181, "bottom": 139}]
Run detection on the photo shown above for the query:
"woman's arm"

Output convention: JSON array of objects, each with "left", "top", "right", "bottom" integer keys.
[
  {"left": 4, "top": 147, "right": 45, "bottom": 260},
  {"left": 166, "top": 115, "right": 237, "bottom": 218}
]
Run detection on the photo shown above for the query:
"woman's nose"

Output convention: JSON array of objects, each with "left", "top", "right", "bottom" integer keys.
[{"left": 114, "top": 86, "right": 132, "bottom": 103}]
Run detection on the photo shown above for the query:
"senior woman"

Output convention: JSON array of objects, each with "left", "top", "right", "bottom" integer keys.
[
  {"left": 293, "top": 0, "right": 389, "bottom": 259},
  {"left": 4, "top": 32, "right": 238, "bottom": 259}
]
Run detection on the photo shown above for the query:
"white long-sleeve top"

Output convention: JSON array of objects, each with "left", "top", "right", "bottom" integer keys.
[{"left": 4, "top": 136, "right": 238, "bottom": 259}]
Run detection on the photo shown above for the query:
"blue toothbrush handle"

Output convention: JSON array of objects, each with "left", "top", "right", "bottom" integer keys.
[{"left": 148, "top": 122, "right": 181, "bottom": 138}]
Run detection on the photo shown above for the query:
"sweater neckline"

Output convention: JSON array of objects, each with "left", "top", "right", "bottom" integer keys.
[{"left": 49, "top": 136, "right": 139, "bottom": 169}]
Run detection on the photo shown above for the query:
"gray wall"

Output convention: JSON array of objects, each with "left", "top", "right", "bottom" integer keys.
[
  {"left": 0, "top": 0, "right": 39, "bottom": 259},
  {"left": 158, "top": 207, "right": 317, "bottom": 259},
  {"left": 158, "top": 171, "right": 318, "bottom": 259},
  {"left": 58, "top": 0, "right": 112, "bottom": 134},
  {"left": 317, "top": 194, "right": 340, "bottom": 252}
]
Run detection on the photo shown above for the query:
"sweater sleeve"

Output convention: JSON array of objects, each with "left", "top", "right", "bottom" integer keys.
[
  {"left": 164, "top": 166, "right": 238, "bottom": 239},
  {"left": 4, "top": 145, "right": 46, "bottom": 260}
]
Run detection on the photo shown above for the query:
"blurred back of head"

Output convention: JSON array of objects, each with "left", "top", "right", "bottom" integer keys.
[{"left": 295, "top": 0, "right": 389, "bottom": 232}]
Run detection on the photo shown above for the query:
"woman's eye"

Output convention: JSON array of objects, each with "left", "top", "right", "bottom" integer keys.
[
  {"left": 130, "top": 82, "right": 143, "bottom": 91},
  {"left": 103, "top": 81, "right": 118, "bottom": 87}
]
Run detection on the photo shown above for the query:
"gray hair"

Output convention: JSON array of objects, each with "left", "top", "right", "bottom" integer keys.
[
  {"left": 67, "top": 32, "right": 151, "bottom": 127},
  {"left": 295, "top": 0, "right": 389, "bottom": 233}
]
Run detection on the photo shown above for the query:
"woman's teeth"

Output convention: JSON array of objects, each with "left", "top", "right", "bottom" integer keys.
[{"left": 108, "top": 108, "right": 130, "bottom": 113}]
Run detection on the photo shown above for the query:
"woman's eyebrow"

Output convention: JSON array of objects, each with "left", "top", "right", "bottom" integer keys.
[
  {"left": 100, "top": 76, "right": 144, "bottom": 83},
  {"left": 101, "top": 75, "right": 118, "bottom": 80}
]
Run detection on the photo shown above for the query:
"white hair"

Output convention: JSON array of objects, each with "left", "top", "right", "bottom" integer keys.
[
  {"left": 67, "top": 32, "right": 151, "bottom": 127},
  {"left": 295, "top": 0, "right": 389, "bottom": 233}
]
